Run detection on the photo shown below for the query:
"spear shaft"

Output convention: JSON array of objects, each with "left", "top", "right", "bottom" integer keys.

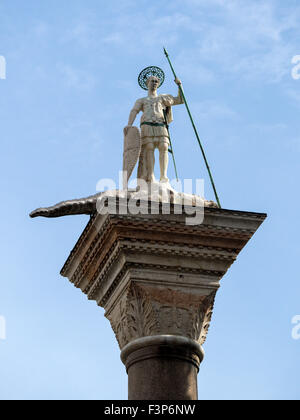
[
  {"left": 163, "top": 47, "right": 221, "bottom": 208},
  {"left": 163, "top": 109, "right": 179, "bottom": 182}
]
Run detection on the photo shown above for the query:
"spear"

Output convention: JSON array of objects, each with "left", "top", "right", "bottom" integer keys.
[{"left": 163, "top": 47, "right": 221, "bottom": 208}]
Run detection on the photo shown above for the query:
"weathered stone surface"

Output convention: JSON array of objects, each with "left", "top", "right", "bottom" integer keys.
[
  {"left": 121, "top": 335, "right": 204, "bottom": 400},
  {"left": 61, "top": 200, "right": 266, "bottom": 350},
  {"left": 60, "top": 200, "right": 266, "bottom": 399}
]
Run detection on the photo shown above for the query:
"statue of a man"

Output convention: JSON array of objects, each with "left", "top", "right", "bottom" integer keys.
[{"left": 124, "top": 73, "right": 183, "bottom": 184}]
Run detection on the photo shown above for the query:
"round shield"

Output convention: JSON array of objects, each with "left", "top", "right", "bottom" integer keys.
[{"left": 138, "top": 66, "right": 165, "bottom": 90}]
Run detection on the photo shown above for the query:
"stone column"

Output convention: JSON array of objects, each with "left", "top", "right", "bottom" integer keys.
[
  {"left": 121, "top": 336, "right": 204, "bottom": 400},
  {"left": 61, "top": 200, "right": 266, "bottom": 400}
]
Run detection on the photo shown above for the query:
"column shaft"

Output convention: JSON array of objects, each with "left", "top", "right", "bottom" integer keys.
[{"left": 121, "top": 335, "right": 204, "bottom": 400}]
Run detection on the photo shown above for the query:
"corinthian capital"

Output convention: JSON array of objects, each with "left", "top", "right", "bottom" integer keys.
[{"left": 106, "top": 282, "right": 216, "bottom": 349}]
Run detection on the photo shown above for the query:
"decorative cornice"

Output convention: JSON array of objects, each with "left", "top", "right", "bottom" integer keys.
[
  {"left": 61, "top": 207, "right": 263, "bottom": 278},
  {"left": 72, "top": 235, "right": 238, "bottom": 288},
  {"left": 93, "top": 262, "right": 223, "bottom": 306},
  {"left": 75, "top": 238, "right": 235, "bottom": 297}
]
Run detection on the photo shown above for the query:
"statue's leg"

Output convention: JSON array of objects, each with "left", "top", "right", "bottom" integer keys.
[
  {"left": 145, "top": 140, "right": 155, "bottom": 183},
  {"left": 158, "top": 138, "right": 169, "bottom": 183}
]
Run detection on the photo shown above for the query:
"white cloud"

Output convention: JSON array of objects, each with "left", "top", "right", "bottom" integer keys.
[
  {"left": 0, "top": 55, "right": 6, "bottom": 79},
  {"left": 190, "top": 100, "right": 237, "bottom": 120},
  {"left": 230, "top": 44, "right": 294, "bottom": 83},
  {"left": 33, "top": 22, "right": 49, "bottom": 37},
  {"left": 101, "top": 11, "right": 193, "bottom": 49},
  {"left": 180, "top": 0, "right": 300, "bottom": 83},
  {"left": 286, "top": 88, "right": 300, "bottom": 107},
  {"left": 58, "top": 64, "right": 96, "bottom": 91},
  {"left": 249, "top": 122, "right": 287, "bottom": 132},
  {"left": 169, "top": 49, "right": 215, "bottom": 84},
  {"left": 53, "top": 0, "right": 300, "bottom": 87}
]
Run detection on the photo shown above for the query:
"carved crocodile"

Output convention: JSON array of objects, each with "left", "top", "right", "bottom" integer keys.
[
  {"left": 30, "top": 189, "right": 218, "bottom": 219},
  {"left": 29, "top": 193, "right": 102, "bottom": 218}
]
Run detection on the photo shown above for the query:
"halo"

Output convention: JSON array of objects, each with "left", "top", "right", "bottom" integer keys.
[{"left": 138, "top": 66, "right": 165, "bottom": 90}]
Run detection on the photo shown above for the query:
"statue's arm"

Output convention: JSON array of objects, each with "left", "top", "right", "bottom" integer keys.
[
  {"left": 173, "top": 79, "right": 184, "bottom": 105},
  {"left": 124, "top": 100, "right": 141, "bottom": 136},
  {"left": 124, "top": 109, "right": 138, "bottom": 137},
  {"left": 163, "top": 80, "right": 184, "bottom": 107},
  {"left": 128, "top": 109, "right": 139, "bottom": 126}
]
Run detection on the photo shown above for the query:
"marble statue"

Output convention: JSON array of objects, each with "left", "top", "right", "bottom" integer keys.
[
  {"left": 30, "top": 65, "right": 217, "bottom": 219},
  {"left": 123, "top": 74, "right": 183, "bottom": 186}
]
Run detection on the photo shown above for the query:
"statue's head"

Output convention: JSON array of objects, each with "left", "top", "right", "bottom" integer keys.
[
  {"left": 146, "top": 75, "right": 160, "bottom": 91},
  {"left": 138, "top": 66, "right": 165, "bottom": 91}
]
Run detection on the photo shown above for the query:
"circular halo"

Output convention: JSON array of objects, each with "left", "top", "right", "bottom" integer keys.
[{"left": 138, "top": 66, "right": 165, "bottom": 90}]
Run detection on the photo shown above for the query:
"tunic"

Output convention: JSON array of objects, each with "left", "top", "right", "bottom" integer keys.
[{"left": 133, "top": 93, "right": 184, "bottom": 143}]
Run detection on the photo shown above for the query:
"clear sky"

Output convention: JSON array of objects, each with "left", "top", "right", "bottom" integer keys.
[{"left": 0, "top": 0, "right": 299, "bottom": 400}]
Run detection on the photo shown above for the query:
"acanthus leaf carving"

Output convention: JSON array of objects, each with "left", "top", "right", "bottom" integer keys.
[
  {"left": 192, "top": 291, "right": 216, "bottom": 345},
  {"left": 126, "top": 284, "right": 158, "bottom": 339},
  {"left": 106, "top": 283, "right": 216, "bottom": 350}
]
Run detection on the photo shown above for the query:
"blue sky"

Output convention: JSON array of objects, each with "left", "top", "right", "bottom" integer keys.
[{"left": 0, "top": 0, "right": 300, "bottom": 400}]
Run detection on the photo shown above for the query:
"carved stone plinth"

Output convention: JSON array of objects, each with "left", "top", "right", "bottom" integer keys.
[{"left": 61, "top": 200, "right": 266, "bottom": 400}]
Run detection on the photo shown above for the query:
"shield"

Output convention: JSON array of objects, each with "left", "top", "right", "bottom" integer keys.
[{"left": 123, "top": 126, "right": 141, "bottom": 189}]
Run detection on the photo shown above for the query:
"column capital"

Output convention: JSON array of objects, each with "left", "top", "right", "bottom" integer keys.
[{"left": 61, "top": 202, "right": 266, "bottom": 351}]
